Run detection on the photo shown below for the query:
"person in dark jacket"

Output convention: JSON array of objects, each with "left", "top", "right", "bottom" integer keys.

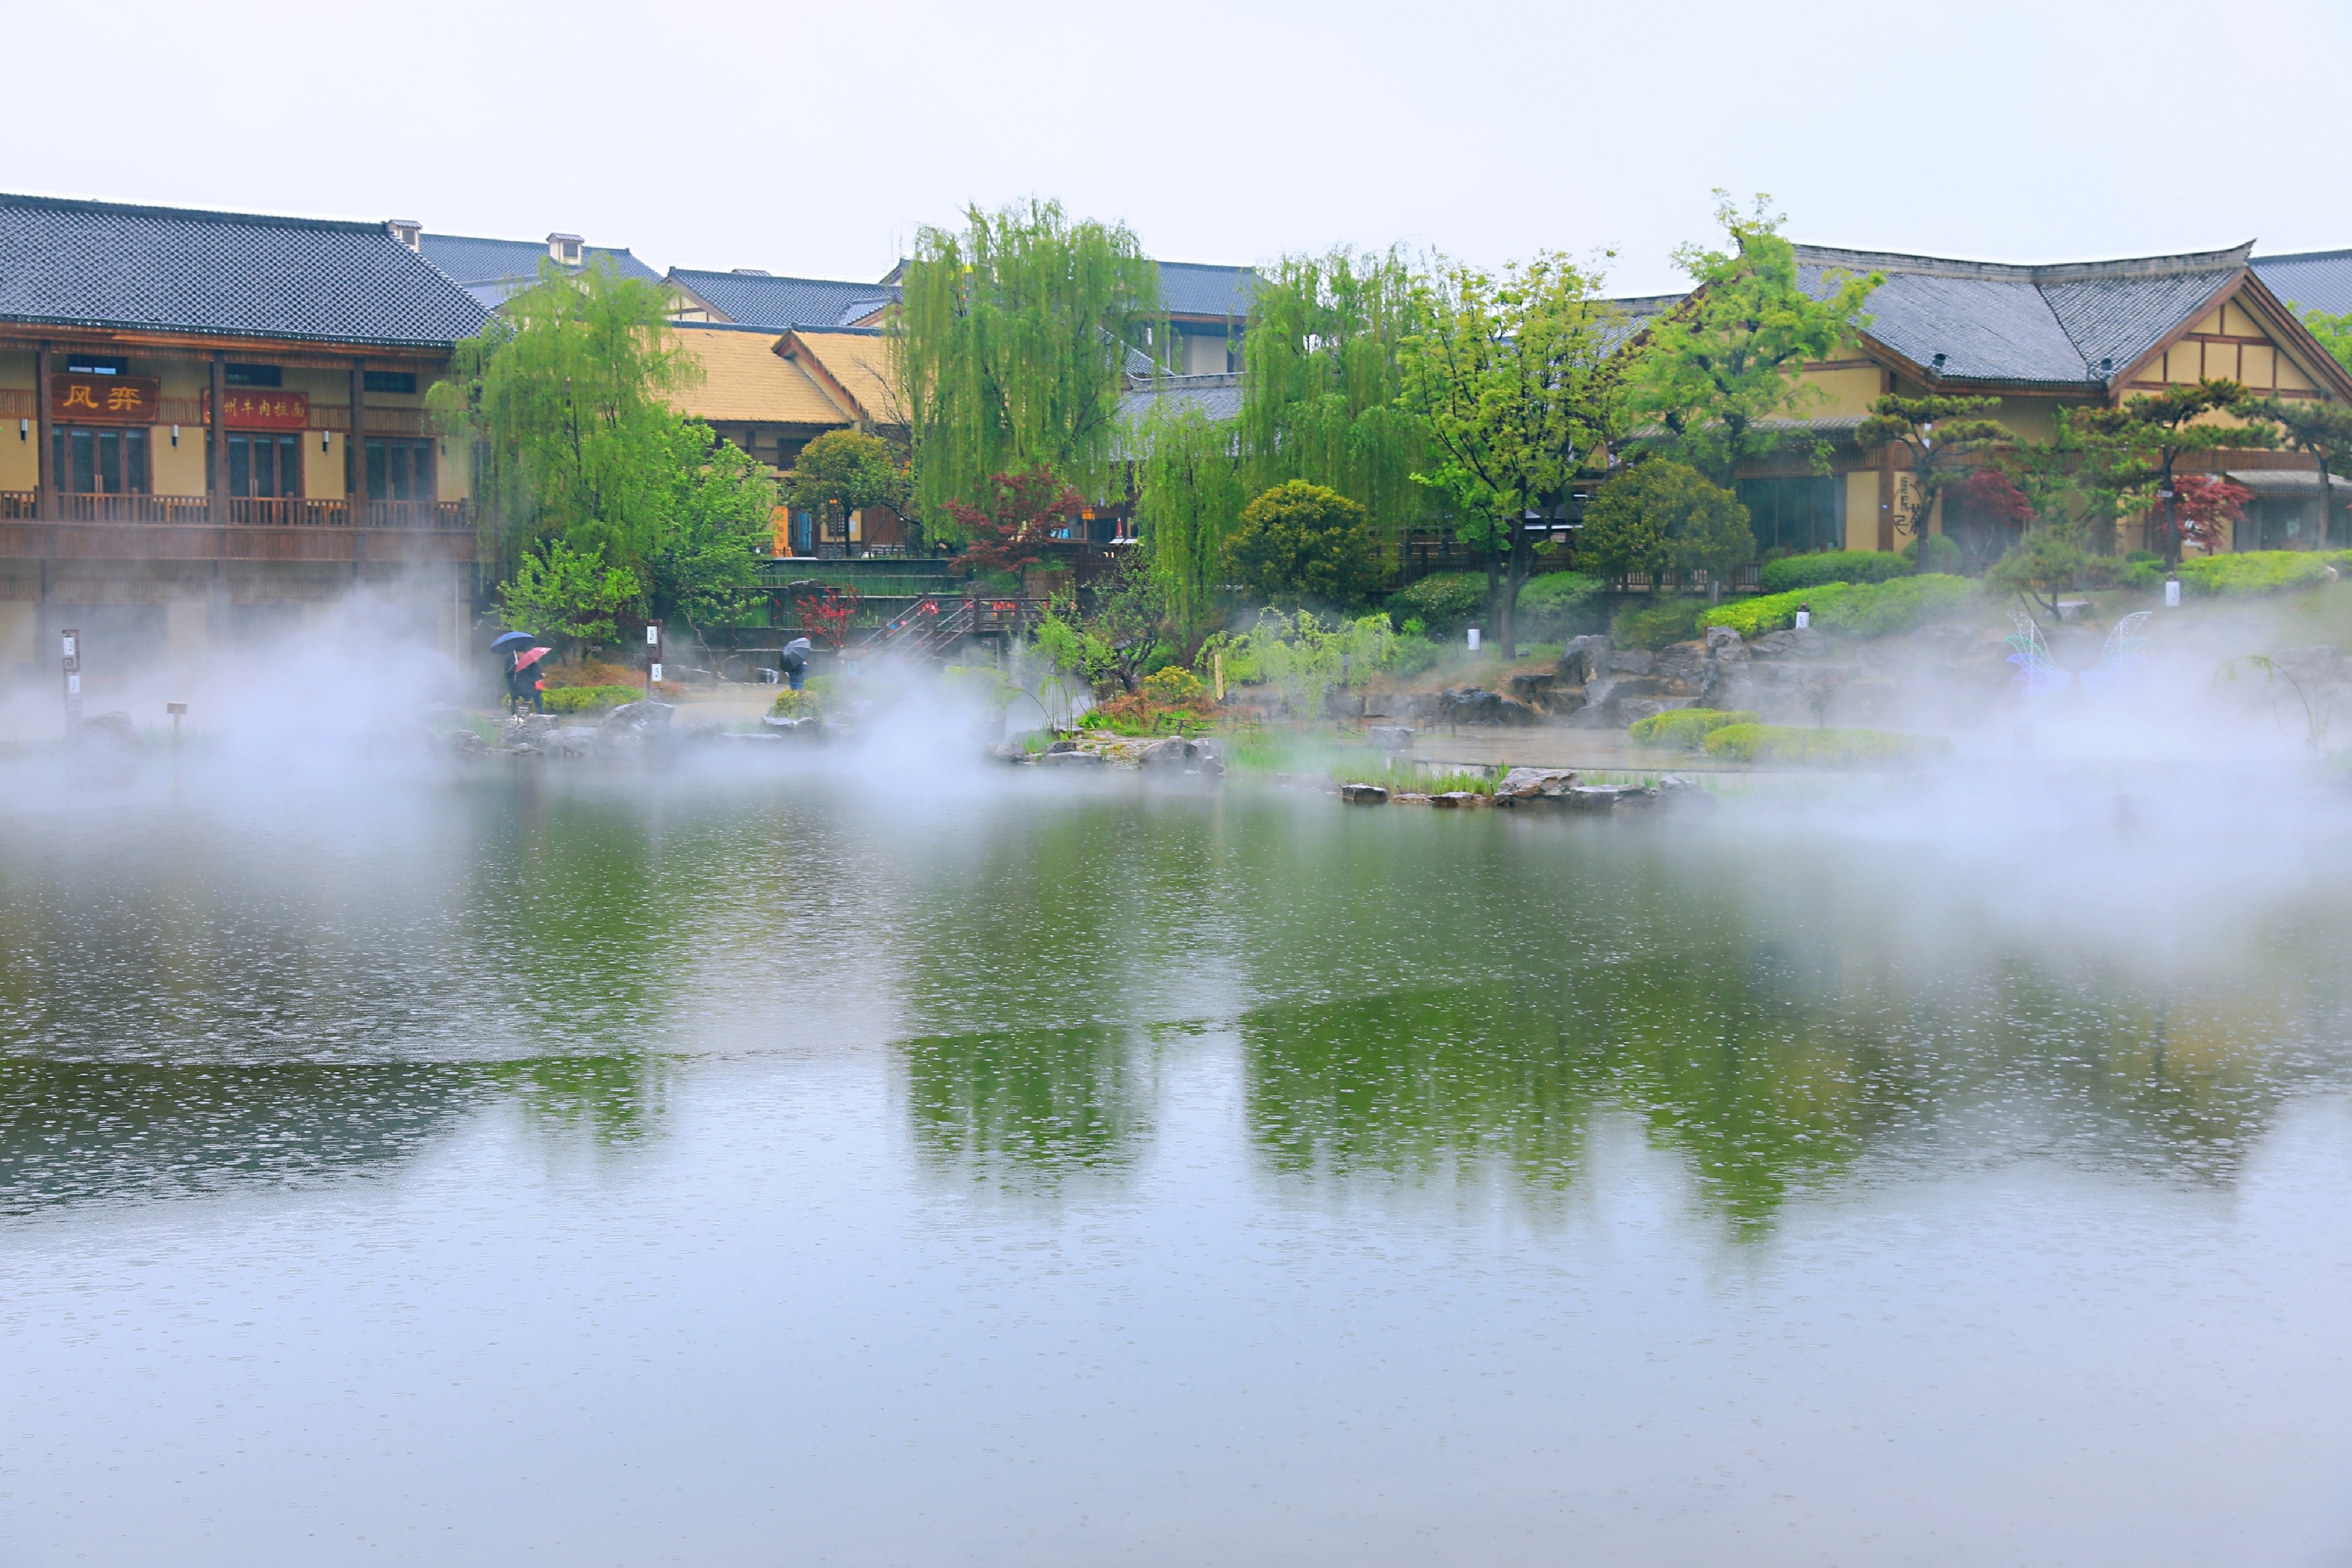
[
  {"left": 507, "top": 648, "right": 547, "bottom": 714},
  {"left": 778, "top": 637, "right": 812, "bottom": 693}
]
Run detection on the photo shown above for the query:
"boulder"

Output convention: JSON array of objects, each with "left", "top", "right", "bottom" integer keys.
[
  {"left": 1751, "top": 626, "right": 1840, "bottom": 659},
  {"left": 986, "top": 740, "right": 1032, "bottom": 764},
  {"left": 1495, "top": 767, "right": 1580, "bottom": 802},
  {"left": 444, "top": 727, "right": 485, "bottom": 756},
  {"left": 1429, "top": 791, "right": 1487, "bottom": 807},
  {"left": 1564, "top": 783, "right": 1657, "bottom": 811},
  {"left": 1507, "top": 671, "right": 1558, "bottom": 706},
  {"left": 1557, "top": 635, "right": 1612, "bottom": 685},
  {"left": 1543, "top": 688, "right": 1588, "bottom": 720},
  {"left": 762, "top": 715, "right": 824, "bottom": 740},
  {"left": 1365, "top": 725, "right": 1416, "bottom": 751},
  {"left": 552, "top": 724, "right": 603, "bottom": 756},
  {"left": 1339, "top": 783, "right": 1390, "bottom": 804},
  {"left": 1438, "top": 687, "right": 1541, "bottom": 726},
  {"left": 1045, "top": 738, "right": 1080, "bottom": 753},
  {"left": 1657, "top": 775, "right": 1716, "bottom": 808},
  {"left": 1323, "top": 689, "right": 1365, "bottom": 718},
  {"left": 1137, "top": 737, "right": 1198, "bottom": 770},
  {"left": 1704, "top": 625, "right": 1747, "bottom": 661},
  {"left": 505, "top": 713, "right": 560, "bottom": 746},
  {"left": 1606, "top": 649, "right": 1656, "bottom": 676},
  {"left": 599, "top": 701, "right": 674, "bottom": 743},
  {"left": 1039, "top": 748, "right": 1104, "bottom": 767}
]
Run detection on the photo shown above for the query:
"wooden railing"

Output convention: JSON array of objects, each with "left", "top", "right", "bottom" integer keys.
[{"left": 0, "top": 492, "right": 470, "bottom": 528}]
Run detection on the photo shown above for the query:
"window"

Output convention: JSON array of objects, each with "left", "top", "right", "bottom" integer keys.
[
  {"left": 367, "top": 438, "right": 436, "bottom": 501},
  {"left": 53, "top": 427, "right": 150, "bottom": 493},
  {"left": 364, "top": 370, "right": 417, "bottom": 395},
  {"left": 1736, "top": 477, "right": 1845, "bottom": 555},
  {"left": 225, "top": 364, "right": 282, "bottom": 388},
  {"left": 65, "top": 355, "right": 128, "bottom": 376},
  {"left": 224, "top": 433, "right": 301, "bottom": 497}
]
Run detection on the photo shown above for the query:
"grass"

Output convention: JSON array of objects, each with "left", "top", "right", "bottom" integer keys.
[
  {"left": 1701, "top": 723, "right": 1953, "bottom": 767},
  {"left": 1330, "top": 761, "right": 1498, "bottom": 796}
]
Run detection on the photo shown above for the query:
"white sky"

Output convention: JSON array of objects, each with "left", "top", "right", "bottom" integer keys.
[{"left": 15, "top": 0, "right": 2348, "bottom": 296}]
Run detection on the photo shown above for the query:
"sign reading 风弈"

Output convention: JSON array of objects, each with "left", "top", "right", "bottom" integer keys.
[
  {"left": 49, "top": 375, "right": 163, "bottom": 425},
  {"left": 203, "top": 390, "right": 311, "bottom": 430}
]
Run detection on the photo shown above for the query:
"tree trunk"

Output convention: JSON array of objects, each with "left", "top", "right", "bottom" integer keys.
[
  {"left": 1482, "top": 531, "right": 1502, "bottom": 658},
  {"left": 1499, "top": 524, "right": 1532, "bottom": 659}
]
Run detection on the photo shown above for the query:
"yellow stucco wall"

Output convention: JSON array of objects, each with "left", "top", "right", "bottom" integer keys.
[{"left": 1843, "top": 470, "right": 1880, "bottom": 550}]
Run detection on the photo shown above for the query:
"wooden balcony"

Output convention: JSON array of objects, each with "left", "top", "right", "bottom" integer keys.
[{"left": 0, "top": 492, "right": 475, "bottom": 563}]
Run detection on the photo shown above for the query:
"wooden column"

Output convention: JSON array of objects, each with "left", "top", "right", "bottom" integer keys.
[
  {"left": 348, "top": 359, "right": 367, "bottom": 518},
  {"left": 33, "top": 343, "right": 54, "bottom": 521},
  {"left": 208, "top": 353, "right": 229, "bottom": 521}
]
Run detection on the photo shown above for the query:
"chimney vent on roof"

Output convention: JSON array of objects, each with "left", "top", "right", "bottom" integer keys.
[
  {"left": 731, "top": 268, "right": 771, "bottom": 276},
  {"left": 2099, "top": 356, "right": 2113, "bottom": 377},
  {"left": 547, "top": 233, "right": 584, "bottom": 266},
  {"left": 385, "top": 219, "right": 422, "bottom": 251},
  {"left": 1931, "top": 351, "right": 1947, "bottom": 372}
]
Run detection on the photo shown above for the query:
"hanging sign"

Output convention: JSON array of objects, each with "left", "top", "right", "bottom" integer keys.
[
  {"left": 203, "top": 389, "right": 311, "bottom": 430},
  {"left": 49, "top": 375, "right": 163, "bottom": 425}
]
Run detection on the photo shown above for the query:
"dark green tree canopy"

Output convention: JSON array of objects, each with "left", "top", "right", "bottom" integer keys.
[
  {"left": 1575, "top": 460, "right": 1755, "bottom": 584},
  {"left": 788, "top": 429, "right": 906, "bottom": 523},
  {"left": 1854, "top": 393, "right": 2011, "bottom": 573},
  {"left": 1228, "top": 481, "right": 1383, "bottom": 608}
]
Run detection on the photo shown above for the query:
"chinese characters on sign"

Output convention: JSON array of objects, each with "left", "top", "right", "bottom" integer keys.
[
  {"left": 202, "top": 390, "right": 312, "bottom": 430},
  {"left": 48, "top": 375, "right": 163, "bottom": 425}
]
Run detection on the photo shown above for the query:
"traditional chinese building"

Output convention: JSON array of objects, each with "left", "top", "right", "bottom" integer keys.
[{"left": 0, "top": 192, "right": 490, "bottom": 677}]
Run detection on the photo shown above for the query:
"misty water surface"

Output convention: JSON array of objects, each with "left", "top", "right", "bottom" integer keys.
[{"left": 2, "top": 761, "right": 2349, "bottom": 1565}]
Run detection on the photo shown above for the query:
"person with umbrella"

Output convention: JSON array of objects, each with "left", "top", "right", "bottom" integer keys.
[
  {"left": 778, "top": 637, "right": 812, "bottom": 693},
  {"left": 491, "top": 631, "right": 550, "bottom": 714}
]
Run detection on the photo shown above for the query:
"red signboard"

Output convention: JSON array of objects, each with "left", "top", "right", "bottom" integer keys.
[
  {"left": 49, "top": 374, "right": 163, "bottom": 425},
  {"left": 203, "top": 389, "right": 311, "bottom": 430}
]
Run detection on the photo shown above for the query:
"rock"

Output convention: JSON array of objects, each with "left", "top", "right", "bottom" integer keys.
[
  {"left": 1439, "top": 687, "right": 1541, "bottom": 727},
  {"left": 1751, "top": 626, "right": 1839, "bottom": 659},
  {"left": 1323, "top": 689, "right": 1365, "bottom": 718},
  {"left": 1606, "top": 649, "right": 1656, "bottom": 676},
  {"left": 1657, "top": 775, "right": 1716, "bottom": 808},
  {"left": 600, "top": 701, "right": 674, "bottom": 740},
  {"left": 1137, "top": 737, "right": 1198, "bottom": 770},
  {"left": 1557, "top": 635, "right": 1612, "bottom": 685},
  {"left": 1392, "top": 791, "right": 1432, "bottom": 804},
  {"left": 551, "top": 725, "right": 603, "bottom": 756},
  {"left": 1564, "top": 783, "right": 1657, "bottom": 810},
  {"left": 1704, "top": 625, "right": 1747, "bottom": 659},
  {"left": 445, "top": 727, "right": 484, "bottom": 756},
  {"left": 763, "top": 714, "right": 824, "bottom": 739},
  {"left": 987, "top": 740, "right": 1032, "bottom": 764},
  {"left": 1613, "top": 698, "right": 1670, "bottom": 725},
  {"left": 1340, "top": 783, "right": 1390, "bottom": 804},
  {"left": 680, "top": 719, "right": 722, "bottom": 742},
  {"left": 505, "top": 713, "right": 560, "bottom": 746},
  {"left": 1542, "top": 688, "right": 1588, "bottom": 720},
  {"left": 1506, "top": 671, "right": 1558, "bottom": 706},
  {"left": 1365, "top": 724, "right": 1416, "bottom": 751},
  {"left": 1039, "top": 749, "right": 1104, "bottom": 767},
  {"left": 1429, "top": 791, "right": 1487, "bottom": 808},
  {"left": 1045, "top": 738, "right": 1080, "bottom": 753},
  {"left": 1495, "top": 767, "right": 1580, "bottom": 802}
]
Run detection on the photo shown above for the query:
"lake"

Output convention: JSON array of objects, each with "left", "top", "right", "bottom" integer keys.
[{"left": 4, "top": 758, "right": 2349, "bottom": 1564}]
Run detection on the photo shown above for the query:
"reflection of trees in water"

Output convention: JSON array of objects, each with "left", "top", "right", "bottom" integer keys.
[
  {"left": 899, "top": 1024, "right": 1153, "bottom": 1180},
  {"left": 0, "top": 1050, "right": 674, "bottom": 1212}
]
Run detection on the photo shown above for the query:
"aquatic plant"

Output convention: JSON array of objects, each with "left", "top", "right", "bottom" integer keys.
[
  {"left": 1628, "top": 708, "right": 1758, "bottom": 748},
  {"left": 1701, "top": 723, "right": 1952, "bottom": 767}
]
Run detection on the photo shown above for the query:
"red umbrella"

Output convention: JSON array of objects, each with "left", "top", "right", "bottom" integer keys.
[{"left": 514, "top": 647, "right": 552, "bottom": 671}]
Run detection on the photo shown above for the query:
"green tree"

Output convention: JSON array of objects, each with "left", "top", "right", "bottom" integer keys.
[
  {"left": 1397, "top": 252, "right": 1628, "bottom": 653},
  {"left": 898, "top": 199, "right": 1160, "bottom": 531},
  {"left": 1134, "top": 401, "right": 1246, "bottom": 649},
  {"left": 1628, "top": 193, "right": 1882, "bottom": 487},
  {"left": 2291, "top": 304, "right": 2352, "bottom": 375},
  {"left": 1983, "top": 523, "right": 2107, "bottom": 621},
  {"left": 428, "top": 258, "right": 698, "bottom": 574},
  {"left": 497, "top": 539, "right": 644, "bottom": 653},
  {"left": 1228, "top": 481, "right": 1382, "bottom": 606},
  {"left": 2245, "top": 396, "right": 2352, "bottom": 550},
  {"left": 1576, "top": 460, "right": 1755, "bottom": 589},
  {"left": 1853, "top": 395, "right": 2012, "bottom": 574},
  {"left": 2072, "top": 379, "right": 2277, "bottom": 566},
  {"left": 1239, "top": 247, "right": 1432, "bottom": 539},
  {"left": 787, "top": 429, "right": 907, "bottom": 548},
  {"left": 649, "top": 420, "right": 777, "bottom": 629}
]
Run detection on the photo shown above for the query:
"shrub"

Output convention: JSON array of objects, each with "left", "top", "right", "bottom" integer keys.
[
  {"left": 1699, "top": 575, "right": 1975, "bottom": 640},
  {"left": 1702, "top": 723, "right": 1954, "bottom": 767},
  {"left": 2120, "top": 559, "right": 2166, "bottom": 590},
  {"left": 1898, "top": 534, "right": 1964, "bottom": 572},
  {"left": 542, "top": 658, "right": 642, "bottom": 690},
  {"left": 1229, "top": 481, "right": 1384, "bottom": 606},
  {"left": 2175, "top": 550, "right": 2335, "bottom": 598},
  {"left": 1381, "top": 634, "right": 1442, "bottom": 678},
  {"left": 544, "top": 684, "right": 640, "bottom": 714},
  {"left": 1611, "top": 597, "right": 1707, "bottom": 650},
  {"left": 1757, "top": 551, "right": 1914, "bottom": 593},
  {"left": 1141, "top": 666, "right": 1205, "bottom": 705},
  {"left": 1628, "top": 708, "right": 1759, "bottom": 748},
  {"left": 1514, "top": 570, "right": 1605, "bottom": 636},
  {"left": 1578, "top": 461, "right": 1755, "bottom": 581},
  {"left": 1388, "top": 572, "right": 1486, "bottom": 634}
]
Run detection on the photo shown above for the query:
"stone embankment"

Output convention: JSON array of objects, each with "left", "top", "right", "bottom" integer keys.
[
  {"left": 443, "top": 702, "right": 830, "bottom": 760},
  {"left": 991, "top": 735, "right": 1225, "bottom": 775},
  {"left": 1340, "top": 767, "right": 1710, "bottom": 812}
]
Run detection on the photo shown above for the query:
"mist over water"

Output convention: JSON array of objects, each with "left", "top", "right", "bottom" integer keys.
[{"left": 4, "top": 613, "right": 2352, "bottom": 1564}]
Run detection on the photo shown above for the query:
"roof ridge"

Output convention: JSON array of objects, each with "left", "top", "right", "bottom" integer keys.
[
  {"left": 2254, "top": 248, "right": 2352, "bottom": 264},
  {"left": 1795, "top": 240, "right": 2253, "bottom": 284},
  {"left": 0, "top": 189, "right": 384, "bottom": 234},
  {"left": 669, "top": 266, "right": 893, "bottom": 289}
]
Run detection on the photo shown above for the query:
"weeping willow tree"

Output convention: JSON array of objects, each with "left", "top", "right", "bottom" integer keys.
[
  {"left": 1238, "top": 248, "right": 1432, "bottom": 539},
  {"left": 898, "top": 200, "right": 1161, "bottom": 535},
  {"left": 1135, "top": 400, "right": 1246, "bottom": 646}
]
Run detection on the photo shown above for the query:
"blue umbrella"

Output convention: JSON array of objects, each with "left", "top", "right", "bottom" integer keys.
[{"left": 490, "top": 631, "right": 536, "bottom": 652}]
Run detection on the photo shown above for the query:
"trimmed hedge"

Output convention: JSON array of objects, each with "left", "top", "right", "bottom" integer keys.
[
  {"left": 1611, "top": 597, "right": 1707, "bottom": 650},
  {"left": 1757, "top": 550, "right": 1916, "bottom": 593},
  {"left": 1388, "top": 572, "right": 1485, "bottom": 634},
  {"left": 544, "top": 684, "right": 640, "bottom": 714},
  {"left": 1515, "top": 571, "right": 1605, "bottom": 635},
  {"left": 1702, "top": 723, "right": 1954, "bottom": 767},
  {"left": 1699, "top": 574, "right": 1975, "bottom": 640},
  {"left": 1629, "top": 708, "right": 1759, "bottom": 748},
  {"left": 2175, "top": 550, "right": 2336, "bottom": 598}
]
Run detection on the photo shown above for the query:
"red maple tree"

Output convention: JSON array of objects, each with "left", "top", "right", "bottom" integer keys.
[
  {"left": 944, "top": 466, "right": 1085, "bottom": 577},
  {"left": 2173, "top": 475, "right": 2254, "bottom": 554}
]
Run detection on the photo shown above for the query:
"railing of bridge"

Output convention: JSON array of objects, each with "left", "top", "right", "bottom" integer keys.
[{"left": 0, "top": 494, "right": 472, "bottom": 528}]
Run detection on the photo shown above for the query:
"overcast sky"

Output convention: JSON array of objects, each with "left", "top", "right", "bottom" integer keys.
[{"left": 15, "top": 0, "right": 2346, "bottom": 295}]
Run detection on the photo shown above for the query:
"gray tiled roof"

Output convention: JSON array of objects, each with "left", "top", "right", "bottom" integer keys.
[
  {"left": 1159, "top": 261, "right": 1256, "bottom": 319},
  {"left": 2252, "top": 250, "right": 2352, "bottom": 318},
  {"left": 669, "top": 268, "right": 897, "bottom": 330},
  {"left": 2225, "top": 467, "right": 2352, "bottom": 497},
  {"left": 1795, "top": 243, "right": 2251, "bottom": 389},
  {"left": 1116, "top": 372, "right": 1244, "bottom": 456},
  {"left": 0, "top": 192, "right": 490, "bottom": 348},
  {"left": 419, "top": 232, "right": 662, "bottom": 309}
]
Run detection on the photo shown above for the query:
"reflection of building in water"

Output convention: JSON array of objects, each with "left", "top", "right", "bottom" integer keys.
[{"left": 0, "top": 193, "right": 489, "bottom": 673}]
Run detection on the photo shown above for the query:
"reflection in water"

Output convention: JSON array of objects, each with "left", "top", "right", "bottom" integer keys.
[{"left": 900, "top": 1024, "right": 1153, "bottom": 1176}]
